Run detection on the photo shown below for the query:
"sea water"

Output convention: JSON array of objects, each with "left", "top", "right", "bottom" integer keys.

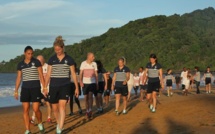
[{"left": 0, "top": 73, "right": 211, "bottom": 108}]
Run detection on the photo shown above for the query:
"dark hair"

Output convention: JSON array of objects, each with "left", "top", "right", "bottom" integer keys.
[
  {"left": 119, "top": 57, "right": 125, "bottom": 62},
  {"left": 167, "top": 69, "right": 171, "bottom": 73},
  {"left": 24, "top": 46, "right": 33, "bottom": 52},
  {"left": 95, "top": 60, "right": 103, "bottom": 71},
  {"left": 207, "top": 66, "right": 210, "bottom": 69},
  {"left": 149, "top": 54, "right": 157, "bottom": 63},
  {"left": 139, "top": 67, "right": 144, "bottom": 70},
  {"left": 195, "top": 66, "right": 199, "bottom": 71}
]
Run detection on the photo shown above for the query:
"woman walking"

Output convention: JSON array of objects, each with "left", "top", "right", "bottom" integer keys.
[
  {"left": 143, "top": 54, "right": 164, "bottom": 113},
  {"left": 44, "top": 36, "right": 79, "bottom": 134},
  {"left": 14, "top": 46, "right": 45, "bottom": 134}
]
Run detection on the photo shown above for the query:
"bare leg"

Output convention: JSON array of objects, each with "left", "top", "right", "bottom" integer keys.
[
  {"left": 58, "top": 100, "right": 67, "bottom": 130},
  {"left": 123, "top": 96, "right": 127, "bottom": 111},
  {"left": 89, "top": 92, "right": 93, "bottom": 111},
  {"left": 115, "top": 94, "right": 121, "bottom": 111},
  {"left": 127, "top": 91, "right": 131, "bottom": 102},
  {"left": 152, "top": 91, "right": 157, "bottom": 109},
  {"left": 46, "top": 102, "right": 52, "bottom": 118},
  {"left": 32, "top": 102, "right": 42, "bottom": 123},
  {"left": 52, "top": 104, "right": 59, "bottom": 125},
  {"left": 22, "top": 102, "right": 30, "bottom": 131}
]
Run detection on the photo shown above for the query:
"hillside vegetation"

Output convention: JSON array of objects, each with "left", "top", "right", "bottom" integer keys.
[{"left": 1, "top": 7, "right": 215, "bottom": 73}]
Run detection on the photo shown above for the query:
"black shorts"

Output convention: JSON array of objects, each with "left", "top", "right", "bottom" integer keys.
[
  {"left": 70, "top": 83, "right": 82, "bottom": 96},
  {"left": 114, "top": 86, "right": 128, "bottom": 96},
  {"left": 166, "top": 80, "right": 172, "bottom": 87},
  {"left": 83, "top": 83, "right": 96, "bottom": 95},
  {"left": 94, "top": 82, "right": 104, "bottom": 96},
  {"left": 20, "top": 87, "right": 42, "bottom": 102},
  {"left": 134, "top": 86, "right": 139, "bottom": 91},
  {"left": 147, "top": 81, "right": 160, "bottom": 93},
  {"left": 182, "top": 84, "right": 185, "bottom": 90},
  {"left": 140, "top": 85, "right": 148, "bottom": 90},
  {"left": 49, "top": 84, "right": 71, "bottom": 104},
  {"left": 104, "top": 89, "right": 111, "bottom": 96},
  {"left": 205, "top": 78, "right": 211, "bottom": 85}
]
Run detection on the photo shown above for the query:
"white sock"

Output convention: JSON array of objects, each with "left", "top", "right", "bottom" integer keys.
[{"left": 32, "top": 116, "right": 35, "bottom": 121}]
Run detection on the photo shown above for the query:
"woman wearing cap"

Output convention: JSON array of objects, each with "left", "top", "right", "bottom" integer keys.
[{"left": 143, "top": 54, "right": 164, "bottom": 113}]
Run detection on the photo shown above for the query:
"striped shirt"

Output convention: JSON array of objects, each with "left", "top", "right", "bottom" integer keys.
[
  {"left": 114, "top": 66, "right": 130, "bottom": 87},
  {"left": 146, "top": 62, "right": 162, "bottom": 83},
  {"left": 17, "top": 58, "right": 41, "bottom": 88},
  {"left": 205, "top": 71, "right": 212, "bottom": 78},
  {"left": 80, "top": 61, "right": 97, "bottom": 84},
  {"left": 48, "top": 54, "right": 75, "bottom": 87},
  {"left": 165, "top": 74, "right": 173, "bottom": 82},
  {"left": 98, "top": 68, "right": 107, "bottom": 82}
]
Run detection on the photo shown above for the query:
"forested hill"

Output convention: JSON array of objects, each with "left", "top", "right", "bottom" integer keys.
[{"left": 1, "top": 7, "right": 215, "bottom": 73}]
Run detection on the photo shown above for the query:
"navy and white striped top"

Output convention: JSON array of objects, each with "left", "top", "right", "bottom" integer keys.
[
  {"left": 17, "top": 58, "right": 41, "bottom": 88},
  {"left": 146, "top": 62, "right": 162, "bottom": 83},
  {"left": 98, "top": 68, "right": 107, "bottom": 82},
  {"left": 48, "top": 54, "right": 75, "bottom": 87},
  {"left": 114, "top": 66, "right": 130, "bottom": 87},
  {"left": 165, "top": 74, "right": 173, "bottom": 82}
]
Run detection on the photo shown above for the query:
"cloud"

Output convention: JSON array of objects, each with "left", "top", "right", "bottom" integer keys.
[
  {"left": 88, "top": 19, "right": 125, "bottom": 26},
  {"left": 0, "top": 0, "right": 65, "bottom": 21}
]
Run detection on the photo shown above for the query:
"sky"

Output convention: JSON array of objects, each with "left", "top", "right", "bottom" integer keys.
[{"left": 0, "top": 0, "right": 215, "bottom": 62}]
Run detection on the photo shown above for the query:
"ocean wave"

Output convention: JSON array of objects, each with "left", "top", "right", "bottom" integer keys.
[{"left": 0, "top": 87, "right": 19, "bottom": 97}]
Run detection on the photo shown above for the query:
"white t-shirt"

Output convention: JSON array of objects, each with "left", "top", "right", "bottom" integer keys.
[
  {"left": 80, "top": 61, "right": 98, "bottom": 84},
  {"left": 183, "top": 77, "right": 190, "bottom": 89},
  {"left": 127, "top": 73, "right": 134, "bottom": 85},
  {"left": 139, "top": 72, "right": 144, "bottom": 85},
  {"left": 181, "top": 71, "right": 188, "bottom": 84},
  {"left": 133, "top": 76, "right": 140, "bottom": 86}
]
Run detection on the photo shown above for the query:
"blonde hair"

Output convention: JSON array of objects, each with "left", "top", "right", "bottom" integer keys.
[{"left": 53, "top": 35, "right": 65, "bottom": 48}]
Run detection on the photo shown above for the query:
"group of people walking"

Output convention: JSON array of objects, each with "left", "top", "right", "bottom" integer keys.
[{"left": 14, "top": 36, "right": 213, "bottom": 134}]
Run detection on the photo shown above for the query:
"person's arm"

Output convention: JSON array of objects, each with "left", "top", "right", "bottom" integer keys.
[
  {"left": 38, "top": 66, "right": 46, "bottom": 96},
  {"left": 123, "top": 72, "right": 130, "bottom": 85},
  {"left": 159, "top": 69, "right": 164, "bottom": 89},
  {"left": 143, "top": 69, "right": 148, "bottom": 85},
  {"left": 70, "top": 65, "right": 79, "bottom": 97},
  {"left": 103, "top": 73, "right": 107, "bottom": 90},
  {"left": 95, "top": 71, "right": 99, "bottom": 90},
  {"left": 44, "top": 65, "right": 52, "bottom": 95},
  {"left": 79, "top": 70, "right": 84, "bottom": 87},
  {"left": 111, "top": 73, "right": 116, "bottom": 90},
  {"left": 14, "top": 71, "right": 22, "bottom": 100}
]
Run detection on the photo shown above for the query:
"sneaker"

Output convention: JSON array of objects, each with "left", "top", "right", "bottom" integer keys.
[
  {"left": 209, "top": 91, "right": 211, "bottom": 94},
  {"left": 88, "top": 111, "right": 92, "bottom": 118},
  {"left": 30, "top": 118, "right": 35, "bottom": 124},
  {"left": 167, "top": 95, "right": 170, "bottom": 97},
  {"left": 38, "top": 123, "right": 45, "bottom": 134},
  {"left": 25, "top": 130, "right": 31, "bottom": 134},
  {"left": 149, "top": 105, "right": 153, "bottom": 111},
  {"left": 69, "top": 112, "right": 74, "bottom": 116},
  {"left": 56, "top": 128, "right": 62, "bottom": 134},
  {"left": 158, "top": 95, "right": 161, "bottom": 98},
  {"left": 206, "top": 92, "right": 209, "bottom": 94},
  {"left": 79, "top": 109, "right": 83, "bottom": 115},
  {"left": 170, "top": 92, "right": 173, "bottom": 96},
  {"left": 115, "top": 110, "right": 119, "bottom": 116},
  {"left": 122, "top": 110, "right": 127, "bottom": 115},
  {"left": 47, "top": 118, "right": 52, "bottom": 123},
  {"left": 151, "top": 108, "right": 156, "bottom": 113},
  {"left": 100, "top": 108, "right": 104, "bottom": 113}
]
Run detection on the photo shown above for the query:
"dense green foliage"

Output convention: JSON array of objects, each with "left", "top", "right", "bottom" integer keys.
[{"left": 1, "top": 7, "right": 215, "bottom": 73}]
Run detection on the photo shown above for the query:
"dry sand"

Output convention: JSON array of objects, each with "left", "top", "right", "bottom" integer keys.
[{"left": 1, "top": 88, "right": 215, "bottom": 134}]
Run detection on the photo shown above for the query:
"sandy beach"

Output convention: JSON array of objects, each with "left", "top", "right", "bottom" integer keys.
[{"left": 1, "top": 88, "right": 215, "bottom": 134}]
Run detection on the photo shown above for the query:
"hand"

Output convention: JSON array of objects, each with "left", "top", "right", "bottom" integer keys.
[
  {"left": 80, "top": 81, "right": 84, "bottom": 88},
  {"left": 111, "top": 85, "right": 114, "bottom": 91},
  {"left": 75, "top": 88, "right": 79, "bottom": 98},
  {"left": 123, "top": 81, "right": 127, "bottom": 85},
  {"left": 104, "top": 85, "right": 107, "bottom": 91},
  {"left": 14, "top": 91, "right": 18, "bottom": 100},
  {"left": 43, "top": 89, "right": 48, "bottom": 98}
]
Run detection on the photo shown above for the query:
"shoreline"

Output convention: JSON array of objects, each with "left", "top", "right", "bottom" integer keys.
[{"left": 1, "top": 88, "right": 215, "bottom": 133}]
